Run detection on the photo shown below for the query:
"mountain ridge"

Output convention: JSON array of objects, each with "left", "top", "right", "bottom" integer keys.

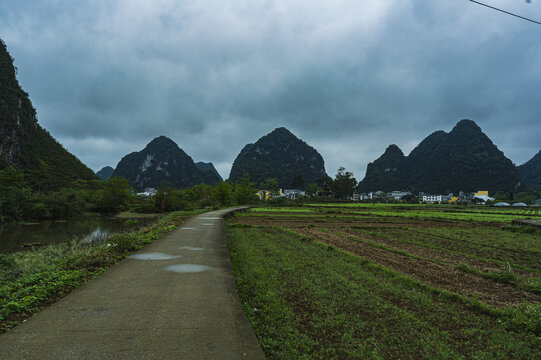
[{"left": 358, "top": 119, "right": 523, "bottom": 194}]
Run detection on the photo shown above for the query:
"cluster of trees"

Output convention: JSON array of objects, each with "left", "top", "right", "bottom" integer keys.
[
  {"left": 0, "top": 167, "right": 258, "bottom": 224},
  {"left": 259, "top": 167, "right": 359, "bottom": 200},
  {"left": 0, "top": 167, "right": 127, "bottom": 223},
  {"left": 146, "top": 176, "right": 257, "bottom": 213}
]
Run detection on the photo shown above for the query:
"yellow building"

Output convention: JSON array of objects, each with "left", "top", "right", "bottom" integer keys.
[
  {"left": 256, "top": 190, "right": 271, "bottom": 201},
  {"left": 449, "top": 196, "right": 460, "bottom": 203},
  {"left": 474, "top": 191, "right": 489, "bottom": 197}
]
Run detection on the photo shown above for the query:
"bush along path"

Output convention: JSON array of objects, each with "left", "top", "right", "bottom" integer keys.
[{"left": 0, "top": 209, "right": 207, "bottom": 333}]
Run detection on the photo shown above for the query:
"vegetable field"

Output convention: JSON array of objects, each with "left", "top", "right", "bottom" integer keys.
[{"left": 227, "top": 204, "right": 541, "bottom": 359}]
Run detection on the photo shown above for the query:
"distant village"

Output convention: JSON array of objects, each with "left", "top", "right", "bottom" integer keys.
[{"left": 254, "top": 188, "right": 540, "bottom": 207}]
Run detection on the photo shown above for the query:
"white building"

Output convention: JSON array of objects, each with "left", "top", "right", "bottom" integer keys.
[
  {"left": 137, "top": 187, "right": 157, "bottom": 197},
  {"left": 389, "top": 191, "right": 411, "bottom": 200},
  {"left": 473, "top": 194, "right": 494, "bottom": 202},
  {"left": 422, "top": 194, "right": 443, "bottom": 203}
]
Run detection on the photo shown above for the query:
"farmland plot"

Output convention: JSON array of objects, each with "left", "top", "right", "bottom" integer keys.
[{"left": 227, "top": 205, "right": 541, "bottom": 359}]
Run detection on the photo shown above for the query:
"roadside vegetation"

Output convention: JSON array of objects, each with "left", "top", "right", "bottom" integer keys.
[
  {"left": 0, "top": 209, "right": 207, "bottom": 332},
  {"left": 0, "top": 166, "right": 257, "bottom": 224},
  {"left": 227, "top": 204, "right": 541, "bottom": 359}
]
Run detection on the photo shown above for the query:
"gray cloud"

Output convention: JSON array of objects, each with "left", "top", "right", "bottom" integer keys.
[{"left": 1, "top": 0, "right": 540, "bottom": 180}]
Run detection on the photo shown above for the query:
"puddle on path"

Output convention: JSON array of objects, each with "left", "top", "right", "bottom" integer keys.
[
  {"left": 180, "top": 227, "right": 197, "bottom": 230},
  {"left": 129, "top": 252, "right": 182, "bottom": 260},
  {"left": 200, "top": 223, "right": 214, "bottom": 226},
  {"left": 199, "top": 217, "right": 221, "bottom": 220},
  {"left": 164, "top": 264, "right": 213, "bottom": 273},
  {"left": 179, "top": 246, "right": 204, "bottom": 251}
]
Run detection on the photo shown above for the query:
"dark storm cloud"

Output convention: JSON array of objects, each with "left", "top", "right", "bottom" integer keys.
[{"left": 1, "top": 0, "right": 539, "bottom": 179}]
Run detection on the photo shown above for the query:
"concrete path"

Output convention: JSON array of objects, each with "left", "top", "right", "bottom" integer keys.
[{"left": 0, "top": 208, "right": 266, "bottom": 360}]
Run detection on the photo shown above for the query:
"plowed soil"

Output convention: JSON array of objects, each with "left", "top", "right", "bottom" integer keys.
[
  {"left": 233, "top": 215, "right": 472, "bottom": 229},
  {"left": 292, "top": 228, "right": 540, "bottom": 307}
]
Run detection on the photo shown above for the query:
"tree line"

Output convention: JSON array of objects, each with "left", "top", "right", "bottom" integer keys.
[
  {"left": 0, "top": 164, "right": 365, "bottom": 224},
  {"left": 0, "top": 167, "right": 259, "bottom": 224}
]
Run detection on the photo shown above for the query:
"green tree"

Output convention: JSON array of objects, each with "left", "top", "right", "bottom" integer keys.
[
  {"left": 98, "top": 176, "right": 132, "bottom": 213},
  {"left": 0, "top": 167, "right": 31, "bottom": 222},
  {"left": 153, "top": 183, "right": 186, "bottom": 212},
  {"left": 333, "top": 167, "right": 357, "bottom": 200},
  {"left": 263, "top": 178, "right": 279, "bottom": 191},
  {"left": 305, "top": 183, "right": 321, "bottom": 197},
  {"left": 233, "top": 175, "right": 257, "bottom": 205},
  {"left": 25, "top": 160, "right": 55, "bottom": 192},
  {"left": 214, "top": 181, "right": 233, "bottom": 206}
]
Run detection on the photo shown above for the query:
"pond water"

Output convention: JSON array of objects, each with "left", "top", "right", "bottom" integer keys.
[{"left": 0, "top": 214, "right": 146, "bottom": 254}]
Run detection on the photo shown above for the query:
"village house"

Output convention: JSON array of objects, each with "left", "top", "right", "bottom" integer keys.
[
  {"left": 255, "top": 190, "right": 271, "bottom": 201},
  {"left": 473, "top": 190, "right": 494, "bottom": 202},
  {"left": 388, "top": 191, "right": 411, "bottom": 201},
  {"left": 283, "top": 189, "right": 306, "bottom": 199},
  {"left": 422, "top": 194, "right": 443, "bottom": 203}
]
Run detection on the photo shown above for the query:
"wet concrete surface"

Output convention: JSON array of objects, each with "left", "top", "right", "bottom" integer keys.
[
  {"left": 164, "top": 264, "right": 213, "bottom": 273},
  {"left": 179, "top": 246, "right": 205, "bottom": 251},
  {"left": 0, "top": 208, "right": 265, "bottom": 360},
  {"left": 129, "top": 252, "right": 182, "bottom": 260}
]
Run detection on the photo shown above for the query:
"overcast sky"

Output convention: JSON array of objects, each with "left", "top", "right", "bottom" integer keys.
[{"left": 1, "top": 0, "right": 540, "bottom": 180}]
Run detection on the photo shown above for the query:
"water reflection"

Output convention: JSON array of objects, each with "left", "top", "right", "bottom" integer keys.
[
  {"left": 129, "top": 252, "right": 181, "bottom": 260},
  {"left": 0, "top": 214, "right": 151, "bottom": 253}
]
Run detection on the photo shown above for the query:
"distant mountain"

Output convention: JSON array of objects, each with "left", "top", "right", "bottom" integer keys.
[
  {"left": 358, "top": 120, "right": 523, "bottom": 194},
  {"left": 517, "top": 151, "right": 541, "bottom": 192},
  {"left": 195, "top": 161, "right": 222, "bottom": 183},
  {"left": 112, "top": 136, "right": 216, "bottom": 190},
  {"left": 96, "top": 166, "right": 114, "bottom": 181},
  {"left": 0, "top": 39, "right": 97, "bottom": 190},
  {"left": 229, "top": 127, "right": 327, "bottom": 188}
]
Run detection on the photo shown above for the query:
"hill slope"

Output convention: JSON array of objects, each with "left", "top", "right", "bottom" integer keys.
[
  {"left": 195, "top": 162, "right": 223, "bottom": 184},
  {"left": 357, "top": 145, "right": 405, "bottom": 193},
  {"left": 0, "top": 39, "right": 97, "bottom": 189},
  {"left": 96, "top": 166, "right": 114, "bottom": 181},
  {"left": 517, "top": 151, "right": 541, "bottom": 192},
  {"left": 228, "top": 127, "right": 327, "bottom": 187}
]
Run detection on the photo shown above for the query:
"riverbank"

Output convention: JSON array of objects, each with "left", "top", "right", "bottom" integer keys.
[
  {"left": 0, "top": 209, "right": 208, "bottom": 333},
  {"left": 114, "top": 211, "right": 161, "bottom": 219}
]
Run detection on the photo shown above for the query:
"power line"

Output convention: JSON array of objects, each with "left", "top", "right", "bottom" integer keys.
[{"left": 469, "top": 0, "right": 541, "bottom": 25}]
